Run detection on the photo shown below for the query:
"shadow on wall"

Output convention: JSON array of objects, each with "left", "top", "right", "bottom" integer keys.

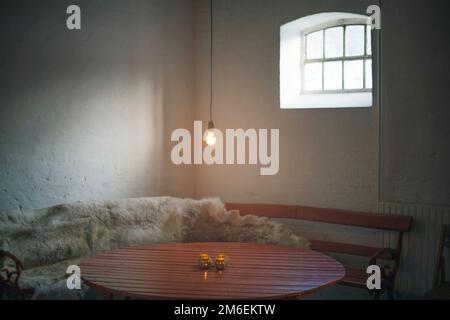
[{"left": 0, "top": 0, "right": 195, "bottom": 211}]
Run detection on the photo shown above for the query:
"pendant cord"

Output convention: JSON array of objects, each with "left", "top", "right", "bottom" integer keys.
[{"left": 209, "top": 0, "right": 213, "bottom": 123}]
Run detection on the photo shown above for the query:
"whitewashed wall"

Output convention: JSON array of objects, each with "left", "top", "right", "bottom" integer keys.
[
  {"left": 0, "top": 0, "right": 196, "bottom": 211},
  {"left": 193, "top": 0, "right": 449, "bottom": 298}
]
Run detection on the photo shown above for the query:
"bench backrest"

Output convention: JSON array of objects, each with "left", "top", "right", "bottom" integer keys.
[{"left": 225, "top": 203, "right": 413, "bottom": 232}]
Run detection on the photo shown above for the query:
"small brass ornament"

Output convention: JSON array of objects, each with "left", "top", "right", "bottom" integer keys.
[
  {"left": 214, "top": 254, "right": 229, "bottom": 270},
  {"left": 198, "top": 253, "right": 213, "bottom": 269}
]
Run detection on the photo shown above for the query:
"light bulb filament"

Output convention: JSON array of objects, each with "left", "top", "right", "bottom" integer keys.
[{"left": 205, "top": 130, "right": 217, "bottom": 146}]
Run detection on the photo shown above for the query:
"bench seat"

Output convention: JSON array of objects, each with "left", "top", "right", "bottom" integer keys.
[
  {"left": 310, "top": 239, "right": 393, "bottom": 260},
  {"left": 226, "top": 202, "right": 413, "bottom": 299},
  {"left": 310, "top": 240, "right": 393, "bottom": 288},
  {"left": 341, "top": 267, "right": 370, "bottom": 288}
]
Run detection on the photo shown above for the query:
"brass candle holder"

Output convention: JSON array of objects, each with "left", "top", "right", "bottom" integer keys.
[
  {"left": 198, "top": 253, "right": 213, "bottom": 269},
  {"left": 214, "top": 254, "right": 229, "bottom": 270}
]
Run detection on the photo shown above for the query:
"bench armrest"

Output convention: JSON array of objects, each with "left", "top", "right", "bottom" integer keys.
[
  {"left": 0, "top": 250, "right": 35, "bottom": 299},
  {"left": 368, "top": 248, "right": 400, "bottom": 276}
]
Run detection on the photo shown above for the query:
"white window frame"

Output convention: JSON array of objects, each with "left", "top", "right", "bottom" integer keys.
[
  {"left": 302, "top": 21, "right": 372, "bottom": 94},
  {"left": 280, "top": 13, "right": 375, "bottom": 109}
]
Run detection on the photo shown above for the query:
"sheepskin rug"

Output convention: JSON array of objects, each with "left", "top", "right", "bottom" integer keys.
[{"left": 0, "top": 197, "right": 309, "bottom": 299}]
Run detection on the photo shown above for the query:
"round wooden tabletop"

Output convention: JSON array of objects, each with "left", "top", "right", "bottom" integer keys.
[{"left": 80, "top": 242, "right": 345, "bottom": 299}]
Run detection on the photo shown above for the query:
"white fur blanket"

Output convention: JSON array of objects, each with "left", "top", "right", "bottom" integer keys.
[{"left": 0, "top": 197, "right": 309, "bottom": 299}]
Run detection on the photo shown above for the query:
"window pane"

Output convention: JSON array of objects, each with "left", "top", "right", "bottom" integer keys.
[
  {"left": 344, "top": 60, "right": 364, "bottom": 89},
  {"left": 324, "top": 61, "right": 342, "bottom": 90},
  {"left": 304, "top": 62, "right": 322, "bottom": 91},
  {"left": 366, "top": 26, "right": 372, "bottom": 55},
  {"left": 325, "top": 27, "right": 343, "bottom": 58},
  {"left": 306, "top": 30, "right": 323, "bottom": 59},
  {"left": 345, "top": 25, "right": 365, "bottom": 57},
  {"left": 365, "top": 59, "right": 372, "bottom": 89}
]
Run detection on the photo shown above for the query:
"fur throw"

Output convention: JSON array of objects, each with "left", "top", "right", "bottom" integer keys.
[{"left": 0, "top": 197, "right": 309, "bottom": 299}]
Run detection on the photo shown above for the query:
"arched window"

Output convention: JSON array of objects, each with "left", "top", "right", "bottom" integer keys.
[{"left": 280, "top": 12, "right": 375, "bottom": 109}]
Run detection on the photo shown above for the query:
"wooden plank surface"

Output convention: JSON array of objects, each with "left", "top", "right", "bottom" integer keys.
[
  {"left": 80, "top": 242, "right": 345, "bottom": 300},
  {"left": 225, "top": 203, "right": 413, "bottom": 232},
  {"left": 310, "top": 239, "right": 394, "bottom": 259}
]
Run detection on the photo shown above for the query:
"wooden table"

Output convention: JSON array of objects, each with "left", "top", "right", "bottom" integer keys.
[{"left": 80, "top": 242, "right": 345, "bottom": 299}]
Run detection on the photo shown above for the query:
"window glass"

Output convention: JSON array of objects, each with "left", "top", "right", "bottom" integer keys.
[
  {"left": 305, "top": 24, "right": 371, "bottom": 92},
  {"left": 306, "top": 30, "right": 323, "bottom": 59},
  {"left": 366, "top": 26, "right": 372, "bottom": 55},
  {"left": 324, "top": 61, "right": 342, "bottom": 90},
  {"left": 345, "top": 25, "right": 365, "bottom": 57},
  {"left": 365, "top": 59, "right": 372, "bottom": 89},
  {"left": 325, "top": 27, "right": 343, "bottom": 58},
  {"left": 344, "top": 60, "right": 364, "bottom": 89},
  {"left": 304, "top": 62, "right": 322, "bottom": 91}
]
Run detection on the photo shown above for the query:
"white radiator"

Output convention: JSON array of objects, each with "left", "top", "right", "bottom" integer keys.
[{"left": 378, "top": 202, "right": 450, "bottom": 297}]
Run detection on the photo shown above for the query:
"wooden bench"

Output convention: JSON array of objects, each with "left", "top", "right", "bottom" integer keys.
[{"left": 225, "top": 202, "right": 413, "bottom": 299}]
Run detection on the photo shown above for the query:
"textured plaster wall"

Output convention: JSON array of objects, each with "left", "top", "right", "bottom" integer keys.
[
  {"left": 194, "top": 0, "right": 450, "bottom": 209},
  {"left": 381, "top": 0, "right": 450, "bottom": 206},
  {"left": 1, "top": 0, "right": 448, "bottom": 213},
  {"left": 194, "top": 0, "right": 379, "bottom": 212},
  {"left": 0, "top": 0, "right": 195, "bottom": 211},
  {"left": 192, "top": 1, "right": 449, "bottom": 298}
]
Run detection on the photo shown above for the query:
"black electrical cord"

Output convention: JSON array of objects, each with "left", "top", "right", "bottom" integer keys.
[{"left": 209, "top": 0, "right": 213, "bottom": 123}]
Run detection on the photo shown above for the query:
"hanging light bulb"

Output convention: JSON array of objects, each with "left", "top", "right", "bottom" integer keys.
[
  {"left": 204, "top": 120, "right": 216, "bottom": 146},
  {"left": 204, "top": 0, "right": 216, "bottom": 147}
]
